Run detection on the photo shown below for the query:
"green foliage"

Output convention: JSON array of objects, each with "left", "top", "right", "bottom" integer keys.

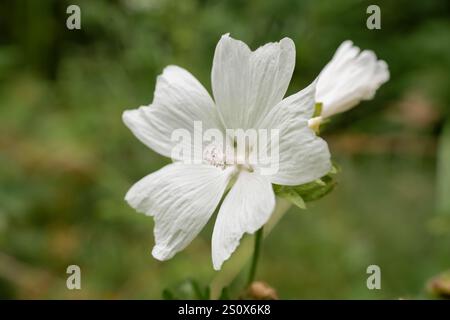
[
  {"left": 273, "top": 167, "right": 338, "bottom": 209},
  {"left": 162, "top": 279, "right": 210, "bottom": 300},
  {"left": 436, "top": 119, "right": 450, "bottom": 215},
  {"left": 218, "top": 287, "right": 231, "bottom": 300}
]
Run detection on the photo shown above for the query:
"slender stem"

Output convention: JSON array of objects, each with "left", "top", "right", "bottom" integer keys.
[
  {"left": 210, "top": 199, "right": 291, "bottom": 299},
  {"left": 247, "top": 227, "right": 263, "bottom": 286}
]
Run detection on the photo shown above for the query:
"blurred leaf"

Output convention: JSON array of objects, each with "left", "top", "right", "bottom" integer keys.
[
  {"left": 436, "top": 118, "right": 450, "bottom": 215},
  {"left": 162, "top": 289, "right": 175, "bottom": 300},
  {"left": 218, "top": 287, "right": 230, "bottom": 300},
  {"left": 161, "top": 279, "right": 210, "bottom": 300}
]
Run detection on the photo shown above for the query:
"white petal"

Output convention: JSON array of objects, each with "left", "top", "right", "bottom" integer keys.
[
  {"left": 316, "top": 40, "right": 390, "bottom": 118},
  {"left": 123, "top": 65, "right": 222, "bottom": 160},
  {"left": 256, "top": 81, "right": 331, "bottom": 185},
  {"left": 125, "top": 163, "right": 233, "bottom": 260},
  {"left": 212, "top": 171, "right": 275, "bottom": 270},
  {"left": 211, "top": 34, "right": 295, "bottom": 130}
]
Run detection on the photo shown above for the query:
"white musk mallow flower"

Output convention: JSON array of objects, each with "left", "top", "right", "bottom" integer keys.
[
  {"left": 315, "top": 40, "right": 390, "bottom": 119},
  {"left": 122, "top": 34, "right": 331, "bottom": 270}
]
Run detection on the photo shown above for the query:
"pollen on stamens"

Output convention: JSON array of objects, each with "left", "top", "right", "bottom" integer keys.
[{"left": 203, "top": 144, "right": 226, "bottom": 169}]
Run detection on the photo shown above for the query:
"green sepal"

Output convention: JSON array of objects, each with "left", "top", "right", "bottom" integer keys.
[
  {"left": 273, "top": 166, "right": 338, "bottom": 207},
  {"left": 274, "top": 187, "right": 306, "bottom": 209}
]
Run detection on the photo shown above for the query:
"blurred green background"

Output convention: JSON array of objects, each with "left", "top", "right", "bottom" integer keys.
[{"left": 1, "top": 0, "right": 450, "bottom": 299}]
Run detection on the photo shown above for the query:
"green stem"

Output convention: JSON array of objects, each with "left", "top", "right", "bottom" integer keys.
[
  {"left": 247, "top": 227, "right": 263, "bottom": 286},
  {"left": 210, "top": 199, "right": 291, "bottom": 299}
]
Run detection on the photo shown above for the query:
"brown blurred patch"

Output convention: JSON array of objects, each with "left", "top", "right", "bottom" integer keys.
[
  {"left": 48, "top": 226, "right": 81, "bottom": 261},
  {"left": 0, "top": 252, "right": 60, "bottom": 298},
  {"left": 427, "top": 271, "right": 450, "bottom": 298},
  {"left": 244, "top": 281, "right": 279, "bottom": 300},
  {"left": 0, "top": 131, "right": 97, "bottom": 180},
  {"left": 386, "top": 91, "right": 440, "bottom": 129}
]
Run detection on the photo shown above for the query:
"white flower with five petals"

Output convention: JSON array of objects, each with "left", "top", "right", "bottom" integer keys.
[{"left": 122, "top": 34, "right": 331, "bottom": 270}]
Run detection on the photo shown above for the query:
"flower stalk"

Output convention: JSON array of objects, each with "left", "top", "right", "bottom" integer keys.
[
  {"left": 210, "top": 198, "right": 292, "bottom": 299},
  {"left": 247, "top": 227, "right": 263, "bottom": 286}
]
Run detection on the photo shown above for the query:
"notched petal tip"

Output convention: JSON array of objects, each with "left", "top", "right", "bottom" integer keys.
[
  {"left": 220, "top": 32, "right": 231, "bottom": 39},
  {"left": 359, "top": 49, "right": 377, "bottom": 63},
  {"left": 336, "top": 40, "right": 355, "bottom": 53},
  {"left": 218, "top": 33, "right": 294, "bottom": 55},
  {"left": 121, "top": 106, "right": 148, "bottom": 132},
  {"left": 216, "top": 33, "right": 251, "bottom": 54}
]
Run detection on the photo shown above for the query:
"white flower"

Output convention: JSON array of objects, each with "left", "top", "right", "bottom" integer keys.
[
  {"left": 122, "top": 34, "right": 331, "bottom": 270},
  {"left": 315, "top": 40, "right": 390, "bottom": 118}
]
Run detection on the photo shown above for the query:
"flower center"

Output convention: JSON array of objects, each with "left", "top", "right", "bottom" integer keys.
[
  {"left": 203, "top": 143, "right": 226, "bottom": 169},
  {"left": 203, "top": 142, "right": 254, "bottom": 172}
]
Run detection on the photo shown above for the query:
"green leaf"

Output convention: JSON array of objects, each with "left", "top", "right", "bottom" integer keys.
[
  {"left": 273, "top": 168, "right": 337, "bottom": 206},
  {"left": 296, "top": 175, "right": 336, "bottom": 202}
]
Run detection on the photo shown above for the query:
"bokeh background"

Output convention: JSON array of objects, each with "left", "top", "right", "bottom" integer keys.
[{"left": 1, "top": 0, "right": 450, "bottom": 299}]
